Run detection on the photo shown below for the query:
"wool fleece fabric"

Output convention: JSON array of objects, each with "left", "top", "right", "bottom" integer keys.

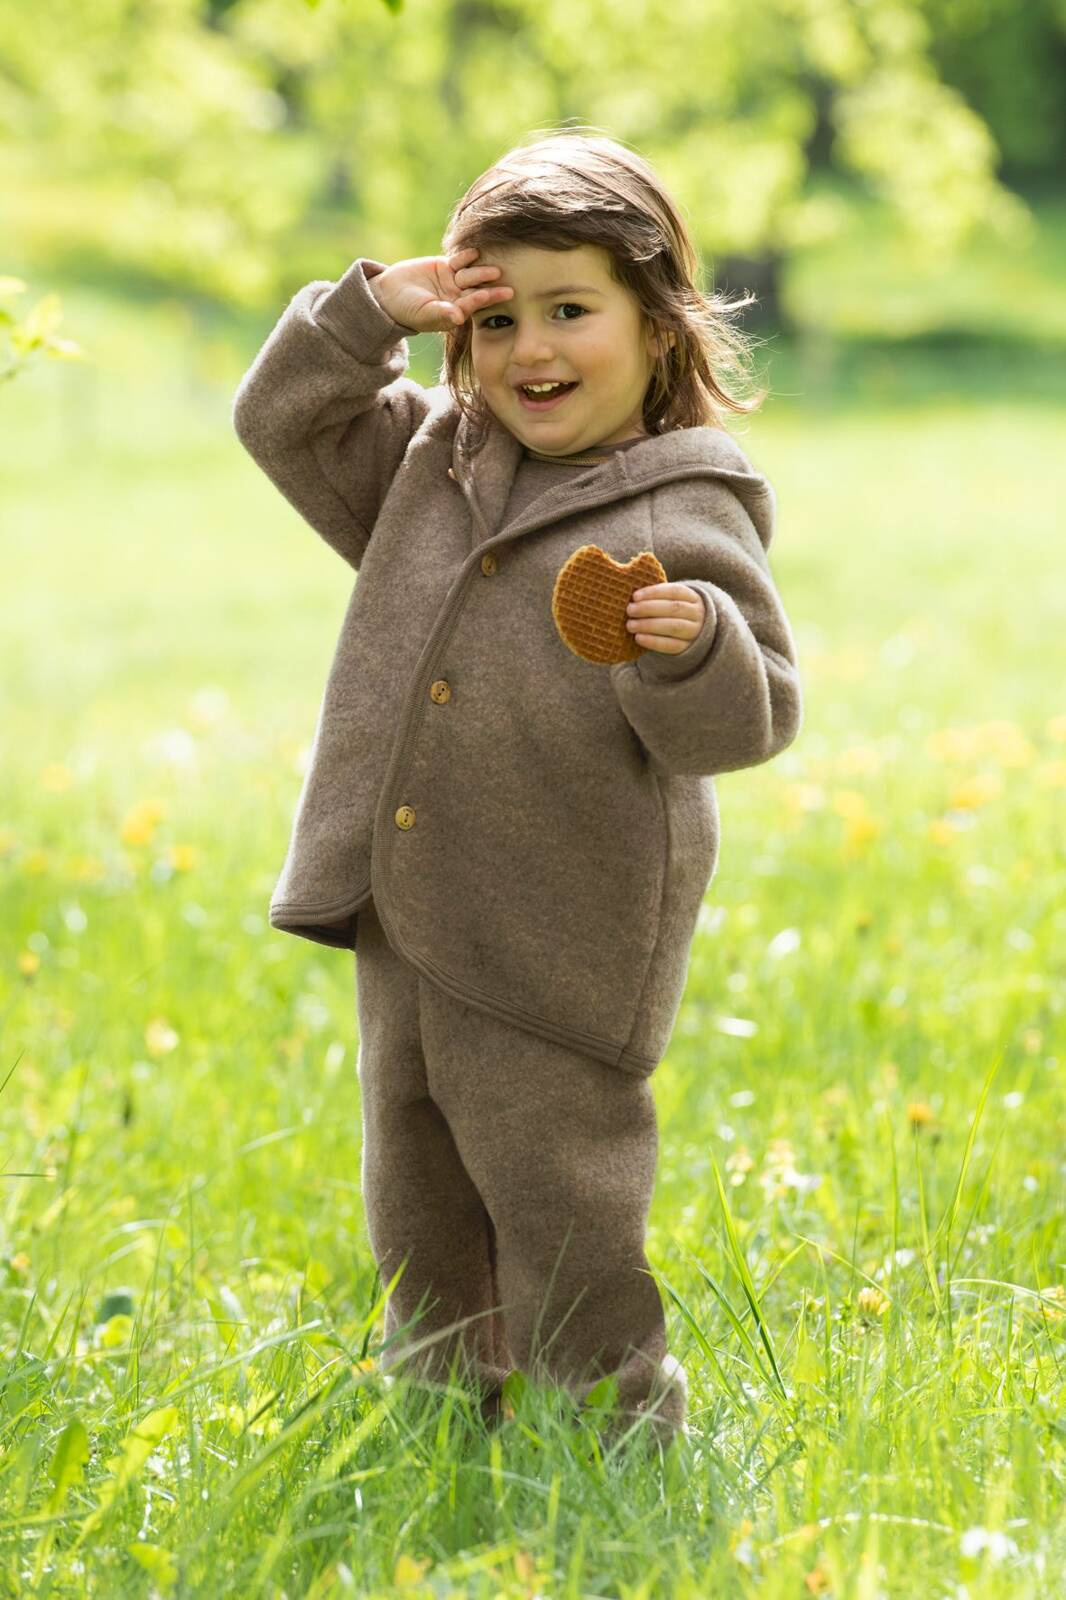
[
  {"left": 232, "top": 256, "right": 804, "bottom": 1078},
  {"left": 353, "top": 894, "right": 688, "bottom": 1443}
]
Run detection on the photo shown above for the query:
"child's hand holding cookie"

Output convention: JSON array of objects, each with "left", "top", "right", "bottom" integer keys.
[{"left": 626, "top": 583, "right": 706, "bottom": 655}]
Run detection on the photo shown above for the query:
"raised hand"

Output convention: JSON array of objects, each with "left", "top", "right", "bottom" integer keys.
[{"left": 366, "top": 246, "right": 514, "bottom": 335}]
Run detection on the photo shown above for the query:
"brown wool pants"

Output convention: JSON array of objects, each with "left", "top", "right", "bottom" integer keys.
[{"left": 353, "top": 898, "right": 688, "bottom": 1441}]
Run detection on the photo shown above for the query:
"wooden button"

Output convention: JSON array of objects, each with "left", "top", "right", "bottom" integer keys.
[{"left": 394, "top": 806, "right": 416, "bottom": 830}]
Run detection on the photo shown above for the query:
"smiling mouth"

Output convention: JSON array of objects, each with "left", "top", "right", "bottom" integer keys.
[{"left": 516, "top": 381, "right": 580, "bottom": 411}]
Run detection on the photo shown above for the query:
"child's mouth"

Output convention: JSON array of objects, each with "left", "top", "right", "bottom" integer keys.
[{"left": 516, "top": 381, "right": 579, "bottom": 412}]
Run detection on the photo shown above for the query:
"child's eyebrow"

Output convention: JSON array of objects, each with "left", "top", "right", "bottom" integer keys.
[{"left": 526, "top": 284, "right": 605, "bottom": 298}]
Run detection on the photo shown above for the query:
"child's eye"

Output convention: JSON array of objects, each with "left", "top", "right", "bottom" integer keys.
[{"left": 475, "top": 303, "right": 587, "bottom": 332}]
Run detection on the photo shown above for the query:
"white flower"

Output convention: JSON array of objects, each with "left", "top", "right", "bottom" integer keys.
[
  {"left": 142, "top": 728, "right": 198, "bottom": 767},
  {"left": 187, "top": 686, "right": 231, "bottom": 725},
  {"left": 959, "top": 1527, "right": 1017, "bottom": 1562},
  {"left": 715, "top": 1016, "right": 758, "bottom": 1038}
]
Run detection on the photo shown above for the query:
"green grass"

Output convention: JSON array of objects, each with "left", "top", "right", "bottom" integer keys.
[{"left": 1, "top": 218, "right": 1064, "bottom": 1596}]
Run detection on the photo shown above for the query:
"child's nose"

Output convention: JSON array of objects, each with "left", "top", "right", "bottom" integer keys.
[{"left": 511, "top": 327, "right": 555, "bottom": 364}]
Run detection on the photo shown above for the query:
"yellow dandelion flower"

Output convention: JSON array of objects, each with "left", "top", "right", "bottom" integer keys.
[
  {"left": 974, "top": 720, "right": 1034, "bottom": 767},
  {"left": 394, "top": 1554, "right": 432, "bottom": 1587},
  {"left": 843, "top": 811, "right": 883, "bottom": 851},
  {"left": 906, "top": 1100, "right": 936, "bottom": 1129},
  {"left": 145, "top": 1018, "right": 179, "bottom": 1055},
  {"left": 729, "top": 1517, "right": 755, "bottom": 1553},
  {"left": 1035, "top": 760, "right": 1066, "bottom": 789},
  {"left": 1022, "top": 1029, "right": 1043, "bottom": 1055},
  {"left": 248, "top": 1271, "right": 283, "bottom": 1297},
  {"left": 351, "top": 1357, "right": 376, "bottom": 1375},
  {"left": 245, "top": 1390, "right": 283, "bottom": 1436},
  {"left": 949, "top": 772, "right": 1002, "bottom": 809},
  {"left": 69, "top": 853, "right": 106, "bottom": 881},
  {"left": 783, "top": 783, "right": 826, "bottom": 813},
  {"left": 223, "top": 1402, "right": 248, "bottom": 1436},
  {"left": 40, "top": 763, "right": 74, "bottom": 792},
  {"left": 836, "top": 647, "right": 868, "bottom": 680},
  {"left": 1035, "top": 1285, "right": 1066, "bottom": 1323},
  {"left": 120, "top": 799, "right": 166, "bottom": 846},
  {"left": 17, "top": 951, "right": 40, "bottom": 976},
  {"left": 857, "top": 1286, "right": 890, "bottom": 1319},
  {"left": 805, "top": 1564, "right": 832, "bottom": 1595},
  {"left": 926, "top": 726, "right": 980, "bottom": 763},
  {"left": 926, "top": 818, "right": 958, "bottom": 846},
  {"left": 835, "top": 744, "right": 883, "bottom": 777},
  {"left": 22, "top": 849, "right": 49, "bottom": 875},
  {"left": 167, "top": 843, "right": 199, "bottom": 872},
  {"left": 514, "top": 1552, "right": 537, "bottom": 1584},
  {"left": 831, "top": 788, "right": 869, "bottom": 819},
  {"left": 97, "top": 1313, "right": 134, "bottom": 1349},
  {"left": 10, "top": 1252, "right": 30, "bottom": 1272}
]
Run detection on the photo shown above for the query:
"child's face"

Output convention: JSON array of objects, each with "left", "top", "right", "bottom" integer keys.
[{"left": 468, "top": 243, "right": 667, "bottom": 456}]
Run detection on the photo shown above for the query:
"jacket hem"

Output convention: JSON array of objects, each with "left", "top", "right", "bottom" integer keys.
[
  {"left": 395, "top": 935, "right": 661, "bottom": 1079},
  {"left": 270, "top": 892, "right": 659, "bottom": 1078},
  {"left": 269, "top": 888, "right": 369, "bottom": 951}
]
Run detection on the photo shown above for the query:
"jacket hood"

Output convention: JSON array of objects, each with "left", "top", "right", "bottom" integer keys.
[{"left": 451, "top": 404, "right": 777, "bottom": 553}]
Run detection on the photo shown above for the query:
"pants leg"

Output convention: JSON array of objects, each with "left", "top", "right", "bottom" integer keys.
[
  {"left": 419, "top": 967, "right": 687, "bottom": 1442},
  {"left": 355, "top": 898, "right": 687, "bottom": 1442},
  {"left": 354, "top": 900, "right": 511, "bottom": 1401}
]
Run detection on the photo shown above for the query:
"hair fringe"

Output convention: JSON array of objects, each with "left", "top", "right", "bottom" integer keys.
[{"left": 436, "top": 125, "right": 770, "bottom": 441}]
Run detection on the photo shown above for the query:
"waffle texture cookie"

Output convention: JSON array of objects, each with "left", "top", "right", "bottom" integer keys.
[{"left": 551, "top": 544, "right": 668, "bottom": 665}]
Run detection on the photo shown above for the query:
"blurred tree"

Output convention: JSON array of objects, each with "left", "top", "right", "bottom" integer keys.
[
  {"left": 0, "top": 0, "right": 1037, "bottom": 327},
  {"left": 0, "top": 0, "right": 320, "bottom": 302},
  {"left": 922, "top": 0, "right": 1066, "bottom": 184}
]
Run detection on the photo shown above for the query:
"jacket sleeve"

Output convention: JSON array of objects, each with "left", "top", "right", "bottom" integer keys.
[
  {"left": 231, "top": 257, "right": 435, "bottom": 572},
  {"left": 608, "top": 477, "right": 803, "bottom": 777}
]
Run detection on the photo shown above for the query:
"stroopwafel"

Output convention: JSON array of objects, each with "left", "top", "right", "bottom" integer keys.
[{"left": 551, "top": 544, "right": 667, "bottom": 665}]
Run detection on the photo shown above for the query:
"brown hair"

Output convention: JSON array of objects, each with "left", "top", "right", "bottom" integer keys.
[{"left": 438, "top": 126, "right": 768, "bottom": 441}]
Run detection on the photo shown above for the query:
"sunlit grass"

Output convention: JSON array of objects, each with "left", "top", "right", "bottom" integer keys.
[{"left": 1, "top": 241, "right": 1064, "bottom": 1595}]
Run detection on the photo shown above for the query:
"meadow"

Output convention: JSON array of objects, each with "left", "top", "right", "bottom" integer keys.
[{"left": 1, "top": 197, "right": 1064, "bottom": 1596}]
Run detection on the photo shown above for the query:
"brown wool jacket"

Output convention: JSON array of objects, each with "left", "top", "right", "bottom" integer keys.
[{"left": 232, "top": 257, "right": 804, "bottom": 1078}]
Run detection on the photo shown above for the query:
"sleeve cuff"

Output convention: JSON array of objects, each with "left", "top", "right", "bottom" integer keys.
[
  {"left": 632, "top": 580, "right": 719, "bottom": 683},
  {"left": 310, "top": 257, "right": 419, "bottom": 360}
]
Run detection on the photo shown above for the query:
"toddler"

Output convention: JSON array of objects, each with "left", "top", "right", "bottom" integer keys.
[{"left": 232, "top": 129, "right": 803, "bottom": 1447}]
